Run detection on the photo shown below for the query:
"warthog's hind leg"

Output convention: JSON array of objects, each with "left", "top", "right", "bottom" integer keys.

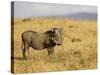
[{"left": 23, "top": 42, "right": 30, "bottom": 60}]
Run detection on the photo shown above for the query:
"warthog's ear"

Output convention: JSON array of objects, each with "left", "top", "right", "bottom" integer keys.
[
  {"left": 51, "top": 27, "right": 57, "bottom": 32},
  {"left": 50, "top": 28, "right": 54, "bottom": 32},
  {"left": 51, "top": 27, "right": 55, "bottom": 32}
]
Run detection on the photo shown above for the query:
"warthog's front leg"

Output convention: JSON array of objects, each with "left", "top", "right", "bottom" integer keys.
[{"left": 47, "top": 46, "right": 55, "bottom": 55}]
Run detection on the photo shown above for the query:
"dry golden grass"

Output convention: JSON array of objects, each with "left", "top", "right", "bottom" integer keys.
[{"left": 11, "top": 18, "right": 97, "bottom": 73}]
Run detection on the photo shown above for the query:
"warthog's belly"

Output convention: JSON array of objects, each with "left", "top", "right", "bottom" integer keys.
[
  {"left": 30, "top": 43, "right": 45, "bottom": 50},
  {"left": 30, "top": 36, "right": 46, "bottom": 50}
]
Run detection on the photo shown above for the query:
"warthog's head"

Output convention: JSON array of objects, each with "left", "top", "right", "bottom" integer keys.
[{"left": 51, "top": 27, "right": 63, "bottom": 46}]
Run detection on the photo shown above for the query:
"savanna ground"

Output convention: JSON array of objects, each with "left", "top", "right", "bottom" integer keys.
[{"left": 11, "top": 18, "right": 97, "bottom": 73}]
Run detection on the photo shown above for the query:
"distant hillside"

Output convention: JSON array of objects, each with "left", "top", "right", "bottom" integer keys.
[
  {"left": 66, "top": 12, "right": 97, "bottom": 20},
  {"left": 19, "top": 12, "right": 97, "bottom": 20},
  {"left": 36, "top": 12, "right": 97, "bottom": 20}
]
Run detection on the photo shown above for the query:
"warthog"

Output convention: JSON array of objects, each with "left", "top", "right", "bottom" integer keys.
[{"left": 21, "top": 27, "right": 63, "bottom": 59}]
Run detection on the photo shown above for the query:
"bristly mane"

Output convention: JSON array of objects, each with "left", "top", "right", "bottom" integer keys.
[{"left": 44, "top": 30, "right": 55, "bottom": 37}]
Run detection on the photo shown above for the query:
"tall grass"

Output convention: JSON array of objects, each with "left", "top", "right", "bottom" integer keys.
[{"left": 12, "top": 18, "right": 97, "bottom": 73}]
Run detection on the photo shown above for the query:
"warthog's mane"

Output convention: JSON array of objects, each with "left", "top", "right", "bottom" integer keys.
[{"left": 44, "top": 30, "right": 55, "bottom": 37}]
